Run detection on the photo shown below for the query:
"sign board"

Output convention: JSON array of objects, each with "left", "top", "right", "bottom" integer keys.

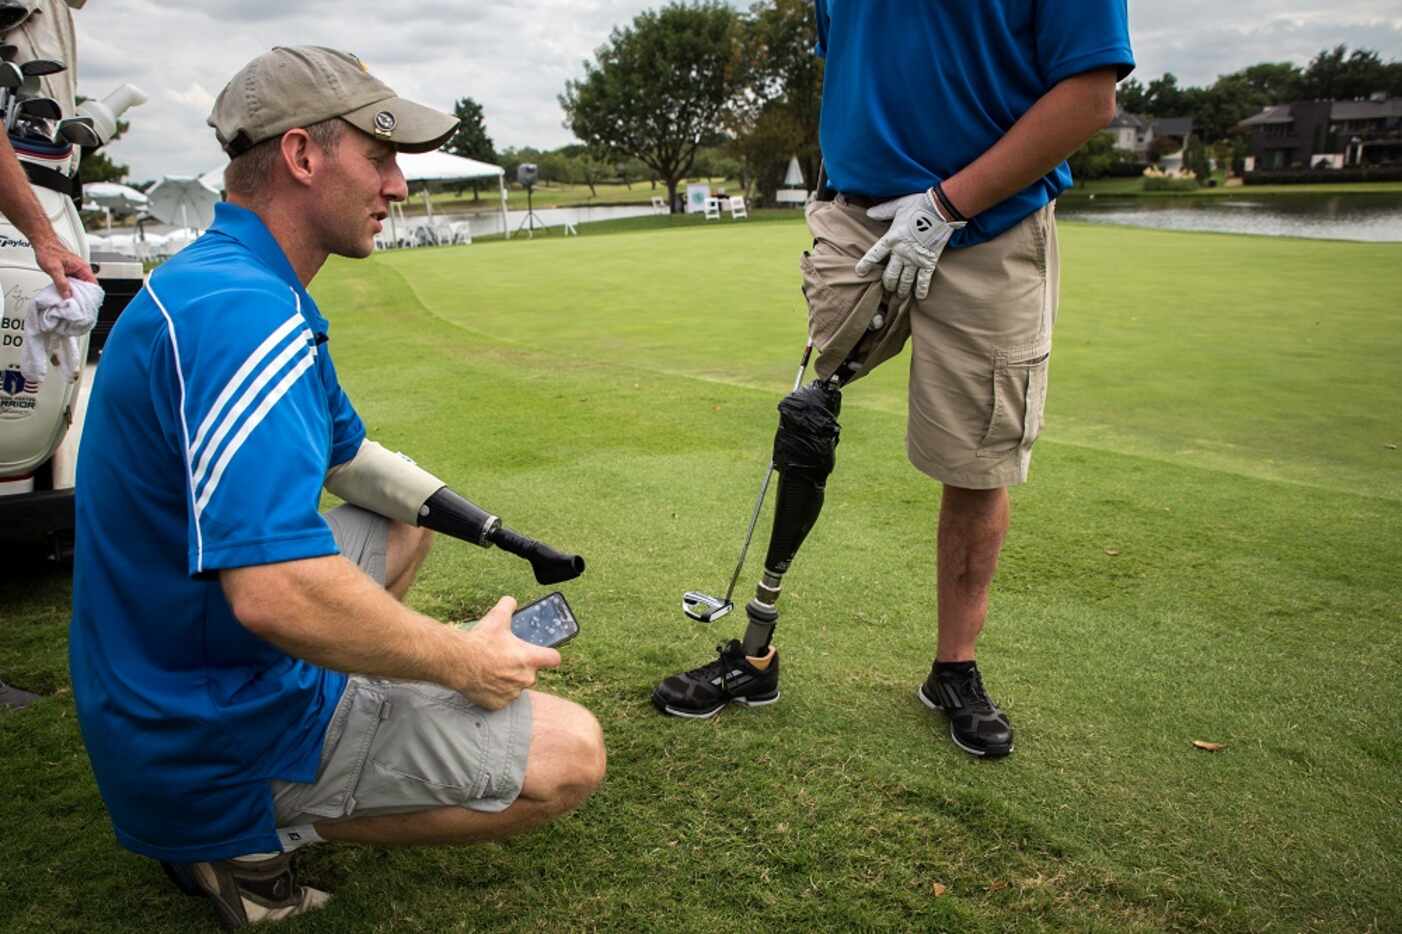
[{"left": 685, "top": 183, "right": 711, "bottom": 214}]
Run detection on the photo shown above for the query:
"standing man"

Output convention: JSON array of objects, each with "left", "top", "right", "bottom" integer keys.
[
  {"left": 653, "top": 2, "right": 1133, "bottom": 759},
  {"left": 70, "top": 47, "right": 604, "bottom": 928}
]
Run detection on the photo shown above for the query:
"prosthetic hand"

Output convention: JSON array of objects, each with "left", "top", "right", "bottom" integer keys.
[
  {"left": 854, "top": 190, "right": 965, "bottom": 300},
  {"left": 740, "top": 380, "right": 842, "bottom": 656},
  {"left": 324, "top": 441, "right": 585, "bottom": 584}
]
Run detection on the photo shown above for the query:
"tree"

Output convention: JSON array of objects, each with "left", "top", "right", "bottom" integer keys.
[
  {"left": 445, "top": 97, "right": 497, "bottom": 201},
  {"left": 560, "top": 1, "right": 748, "bottom": 211},
  {"left": 1300, "top": 45, "right": 1394, "bottom": 101},
  {"left": 1117, "top": 77, "right": 1149, "bottom": 114},
  {"left": 732, "top": 0, "right": 823, "bottom": 198},
  {"left": 1182, "top": 134, "right": 1211, "bottom": 183},
  {"left": 1066, "top": 132, "right": 1127, "bottom": 181}
]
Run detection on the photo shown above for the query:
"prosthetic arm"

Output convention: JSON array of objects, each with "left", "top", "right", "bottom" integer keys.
[{"left": 324, "top": 441, "right": 585, "bottom": 585}]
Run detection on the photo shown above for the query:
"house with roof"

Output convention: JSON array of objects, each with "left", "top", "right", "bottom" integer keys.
[
  {"left": 1106, "top": 107, "right": 1150, "bottom": 156},
  {"left": 1236, "top": 96, "right": 1402, "bottom": 170}
]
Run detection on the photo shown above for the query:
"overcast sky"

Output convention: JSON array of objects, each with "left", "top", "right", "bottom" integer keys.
[{"left": 71, "top": 0, "right": 1402, "bottom": 184}]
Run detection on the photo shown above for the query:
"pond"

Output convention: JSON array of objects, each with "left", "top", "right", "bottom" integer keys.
[{"left": 1056, "top": 193, "right": 1402, "bottom": 242}]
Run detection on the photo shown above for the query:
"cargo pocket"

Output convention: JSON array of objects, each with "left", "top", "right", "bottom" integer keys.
[
  {"left": 279, "top": 679, "right": 390, "bottom": 821},
  {"left": 352, "top": 682, "right": 489, "bottom": 812},
  {"left": 975, "top": 342, "right": 1051, "bottom": 459}
]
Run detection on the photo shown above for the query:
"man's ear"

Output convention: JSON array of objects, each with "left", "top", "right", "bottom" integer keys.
[{"left": 278, "top": 129, "right": 321, "bottom": 189}]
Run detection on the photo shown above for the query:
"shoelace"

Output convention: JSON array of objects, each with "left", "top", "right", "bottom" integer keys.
[{"left": 942, "top": 667, "right": 994, "bottom": 713}]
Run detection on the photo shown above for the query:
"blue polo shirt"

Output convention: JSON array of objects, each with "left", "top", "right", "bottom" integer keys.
[
  {"left": 815, "top": 0, "right": 1135, "bottom": 247},
  {"left": 70, "top": 202, "right": 365, "bottom": 862}
]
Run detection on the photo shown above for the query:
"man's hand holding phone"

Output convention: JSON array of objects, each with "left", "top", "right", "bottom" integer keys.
[{"left": 454, "top": 596, "right": 561, "bottom": 710}]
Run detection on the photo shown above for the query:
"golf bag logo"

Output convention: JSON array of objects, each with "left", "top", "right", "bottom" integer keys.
[
  {"left": 373, "top": 110, "right": 396, "bottom": 135},
  {"left": 0, "top": 365, "right": 40, "bottom": 419}
]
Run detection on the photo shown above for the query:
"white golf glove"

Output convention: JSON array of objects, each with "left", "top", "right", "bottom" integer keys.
[{"left": 854, "top": 190, "right": 965, "bottom": 300}]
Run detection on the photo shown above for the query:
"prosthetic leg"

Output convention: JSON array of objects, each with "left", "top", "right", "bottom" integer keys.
[{"left": 739, "top": 378, "right": 842, "bottom": 655}]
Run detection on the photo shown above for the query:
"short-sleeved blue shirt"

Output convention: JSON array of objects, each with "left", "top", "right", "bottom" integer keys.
[
  {"left": 815, "top": 0, "right": 1135, "bottom": 247},
  {"left": 70, "top": 202, "right": 365, "bottom": 862}
]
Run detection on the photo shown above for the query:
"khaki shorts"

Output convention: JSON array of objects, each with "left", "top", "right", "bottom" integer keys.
[
  {"left": 799, "top": 197, "right": 1060, "bottom": 489},
  {"left": 269, "top": 505, "right": 533, "bottom": 827}
]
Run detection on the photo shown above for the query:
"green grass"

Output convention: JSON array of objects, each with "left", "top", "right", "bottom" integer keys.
[{"left": 3, "top": 219, "right": 1400, "bottom": 932}]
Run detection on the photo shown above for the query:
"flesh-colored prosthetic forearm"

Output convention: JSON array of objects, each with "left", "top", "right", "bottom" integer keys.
[{"left": 324, "top": 440, "right": 444, "bottom": 525}]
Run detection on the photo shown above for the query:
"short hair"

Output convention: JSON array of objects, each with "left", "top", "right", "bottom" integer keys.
[{"left": 223, "top": 118, "right": 346, "bottom": 199}]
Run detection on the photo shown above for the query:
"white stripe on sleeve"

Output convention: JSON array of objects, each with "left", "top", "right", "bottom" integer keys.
[{"left": 193, "top": 352, "right": 317, "bottom": 518}]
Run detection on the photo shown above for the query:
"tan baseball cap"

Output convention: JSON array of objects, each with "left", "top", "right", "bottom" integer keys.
[{"left": 209, "top": 46, "right": 458, "bottom": 157}]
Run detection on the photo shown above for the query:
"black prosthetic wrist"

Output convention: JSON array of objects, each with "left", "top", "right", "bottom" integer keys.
[{"left": 418, "top": 488, "right": 586, "bottom": 585}]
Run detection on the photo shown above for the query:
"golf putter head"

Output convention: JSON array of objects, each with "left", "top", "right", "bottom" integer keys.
[
  {"left": 0, "top": 61, "right": 21, "bottom": 91},
  {"left": 682, "top": 591, "right": 733, "bottom": 623}
]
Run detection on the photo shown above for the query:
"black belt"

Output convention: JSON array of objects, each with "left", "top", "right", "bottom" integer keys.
[
  {"left": 22, "top": 160, "right": 81, "bottom": 201},
  {"left": 835, "top": 192, "right": 882, "bottom": 208}
]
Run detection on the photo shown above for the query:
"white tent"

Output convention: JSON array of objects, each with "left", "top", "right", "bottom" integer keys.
[{"left": 395, "top": 151, "right": 509, "bottom": 241}]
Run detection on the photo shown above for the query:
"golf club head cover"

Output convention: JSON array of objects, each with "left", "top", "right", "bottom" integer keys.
[{"left": 763, "top": 381, "right": 841, "bottom": 576}]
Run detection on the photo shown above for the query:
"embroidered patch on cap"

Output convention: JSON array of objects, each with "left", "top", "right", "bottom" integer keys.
[{"left": 373, "top": 110, "right": 397, "bottom": 135}]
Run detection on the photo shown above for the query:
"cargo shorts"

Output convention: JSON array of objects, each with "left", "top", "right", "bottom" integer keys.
[
  {"left": 269, "top": 505, "right": 533, "bottom": 828},
  {"left": 799, "top": 196, "right": 1060, "bottom": 489}
]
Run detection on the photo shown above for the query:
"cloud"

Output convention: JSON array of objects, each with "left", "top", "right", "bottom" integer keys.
[{"left": 63, "top": 1, "right": 1402, "bottom": 183}]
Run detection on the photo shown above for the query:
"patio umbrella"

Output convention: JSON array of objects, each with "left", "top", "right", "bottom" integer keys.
[
  {"left": 84, "top": 181, "right": 149, "bottom": 231},
  {"left": 145, "top": 175, "right": 220, "bottom": 231},
  {"left": 84, "top": 181, "right": 148, "bottom": 213}
]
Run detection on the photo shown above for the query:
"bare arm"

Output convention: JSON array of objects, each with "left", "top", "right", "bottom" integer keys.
[
  {"left": 941, "top": 68, "right": 1119, "bottom": 219},
  {"left": 221, "top": 555, "right": 559, "bottom": 710},
  {"left": 0, "top": 133, "right": 95, "bottom": 299}
]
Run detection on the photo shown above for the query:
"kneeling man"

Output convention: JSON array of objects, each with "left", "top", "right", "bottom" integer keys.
[{"left": 69, "top": 47, "right": 604, "bottom": 928}]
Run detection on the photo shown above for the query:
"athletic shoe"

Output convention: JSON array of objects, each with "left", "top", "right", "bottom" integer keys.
[
  {"left": 651, "top": 640, "right": 780, "bottom": 719},
  {"left": 917, "top": 663, "right": 1014, "bottom": 758},
  {"left": 0, "top": 679, "right": 40, "bottom": 709},
  {"left": 178, "top": 853, "right": 331, "bottom": 929}
]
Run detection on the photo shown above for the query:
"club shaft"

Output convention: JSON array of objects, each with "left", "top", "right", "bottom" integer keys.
[{"left": 720, "top": 341, "right": 813, "bottom": 603}]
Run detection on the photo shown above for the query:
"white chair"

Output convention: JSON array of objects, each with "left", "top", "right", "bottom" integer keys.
[
  {"left": 704, "top": 197, "right": 721, "bottom": 221},
  {"left": 728, "top": 196, "right": 748, "bottom": 220},
  {"left": 650, "top": 195, "right": 667, "bottom": 214},
  {"left": 448, "top": 221, "right": 473, "bottom": 245}
]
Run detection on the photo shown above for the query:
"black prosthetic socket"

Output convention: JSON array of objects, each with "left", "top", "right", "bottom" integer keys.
[
  {"left": 741, "top": 380, "right": 842, "bottom": 656},
  {"left": 417, "top": 487, "right": 497, "bottom": 546},
  {"left": 418, "top": 487, "right": 586, "bottom": 585}
]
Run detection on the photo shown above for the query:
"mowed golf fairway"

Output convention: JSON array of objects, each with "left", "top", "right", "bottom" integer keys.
[{"left": 2, "top": 217, "right": 1399, "bottom": 933}]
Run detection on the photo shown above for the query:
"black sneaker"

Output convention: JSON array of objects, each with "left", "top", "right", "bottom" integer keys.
[
  {"left": 652, "top": 640, "right": 780, "bottom": 719},
  {"left": 917, "top": 663, "right": 1014, "bottom": 758}
]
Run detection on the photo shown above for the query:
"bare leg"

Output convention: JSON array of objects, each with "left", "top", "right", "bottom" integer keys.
[
  {"left": 312, "top": 693, "right": 605, "bottom": 846},
  {"left": 384, "top": 522, "right": 432, "bottom": 601},
  {"left": 935, "top": 485, "right": 1009, "bottom": 662}
]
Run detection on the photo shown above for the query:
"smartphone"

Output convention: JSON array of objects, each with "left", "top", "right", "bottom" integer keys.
[{"left": 510, "top": 591, "right": 580, "bottom": 648}]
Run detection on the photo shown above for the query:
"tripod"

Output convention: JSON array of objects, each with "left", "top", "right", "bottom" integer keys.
[{"left": 515, "top": 185, "right": 548, "bottom": 239}]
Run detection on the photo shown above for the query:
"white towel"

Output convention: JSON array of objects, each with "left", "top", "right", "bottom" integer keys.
[{"left": 20, "top": 279, "right": 105, "bottom": 386}]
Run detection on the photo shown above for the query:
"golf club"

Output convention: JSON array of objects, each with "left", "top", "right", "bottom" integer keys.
[
  {"left": 0, "top": 45, "right": 16, "bottom": 62},
  {"left": 20, "top": 59, "right": 64, "bottom": 77},
  {"left": 16, "top": 96, "right": 60, "bottom": 120},
  {"left": 682, "top": 340, "right": 814, "bottom": 622},
  {"left": 55, "top": 115, "right": 99, "bottom": 147}
]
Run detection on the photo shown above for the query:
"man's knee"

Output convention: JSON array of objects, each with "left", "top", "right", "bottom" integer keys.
[
  {"left": 525, "top": 695, "right": 606, "bottom": 814},
  {"left": 385, "top": 521, "right": 432, "bottom": 581}
]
